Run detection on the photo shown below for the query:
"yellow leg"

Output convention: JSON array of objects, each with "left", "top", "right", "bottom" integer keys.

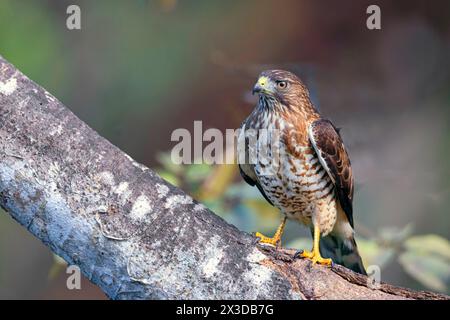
[
  {"left": 298, "top": 224, "right": 332, "bottom": 266},
  {"left": 255, "top": 217, "right": 286, "bottom": 247}
]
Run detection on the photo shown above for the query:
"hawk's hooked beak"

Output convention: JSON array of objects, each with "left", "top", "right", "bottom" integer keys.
[
  {"left": 252, "top": 84, "right": 262, "bottom": 95},
  {"left": 252, "top": 76, "right": 269, "bottom": 95}
]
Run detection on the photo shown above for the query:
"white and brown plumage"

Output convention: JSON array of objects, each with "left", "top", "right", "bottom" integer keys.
[{"left": 238, "top": 70, "right": 366, "bottom": 274}]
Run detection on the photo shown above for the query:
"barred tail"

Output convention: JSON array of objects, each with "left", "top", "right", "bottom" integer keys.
[{"left": 319, "top": 234, "right": 367, "bottom": 275}]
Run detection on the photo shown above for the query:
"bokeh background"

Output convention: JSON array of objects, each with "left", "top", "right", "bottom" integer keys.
[{"left": 0, "top": 0, "right": 449, "bottom": 299}]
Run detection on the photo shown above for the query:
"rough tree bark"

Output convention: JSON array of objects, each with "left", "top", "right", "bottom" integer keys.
[{"left": 0, "top": 55, "right": 448, "bottom": 300}]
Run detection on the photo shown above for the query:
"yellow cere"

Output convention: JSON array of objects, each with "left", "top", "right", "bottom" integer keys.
[{"left": 257, "top": 76, "right": 269, "bottom": 87}]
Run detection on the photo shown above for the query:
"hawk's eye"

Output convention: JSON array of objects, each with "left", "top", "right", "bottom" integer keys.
[{"left": 277, "top": 81, "right": 288, "bottom": 89}]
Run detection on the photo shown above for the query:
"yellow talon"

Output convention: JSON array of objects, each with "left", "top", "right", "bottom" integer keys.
[
  {"left": 297, "top": 224, "right": 333, "bottom": 267},
  {"left": 255, "top": 217, "right": 286, "bottom": 247},
  {"left": 255, "top": 232, "right": 280, "bottom": 246},
  {"left": 299, "top": 249, "right": 332, "bottom": 266}
]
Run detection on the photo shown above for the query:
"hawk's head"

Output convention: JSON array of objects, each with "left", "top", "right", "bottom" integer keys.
[{"left": 252, "top": 70, "right": 314, "bottom": 114}]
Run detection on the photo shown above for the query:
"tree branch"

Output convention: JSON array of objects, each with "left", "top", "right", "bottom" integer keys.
[{"left": 0, "top": 55, "right": 447, "bottom": 300}]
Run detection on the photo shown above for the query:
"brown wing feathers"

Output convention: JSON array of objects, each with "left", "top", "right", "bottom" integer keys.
[{"left": 309, "top": 119, "right": 354, "bottom": 227}]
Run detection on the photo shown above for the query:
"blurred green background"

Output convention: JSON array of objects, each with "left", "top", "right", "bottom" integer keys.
[{"left": 0, "top": 0, "right": 449, "bottom": 299}]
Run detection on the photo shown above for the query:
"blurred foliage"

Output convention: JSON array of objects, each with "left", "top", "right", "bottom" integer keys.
[
  {"left": 156, "top": 152, "right": 450, "bottom": 294},
  {"left": 156, "top": 151, "right": 281, "bottom": 233},
  {"left": 400, "top": 235, "right": 450, "bottom": 293},
  {"left": 0, "top": 1, "right": 69, "bottom": 95}
]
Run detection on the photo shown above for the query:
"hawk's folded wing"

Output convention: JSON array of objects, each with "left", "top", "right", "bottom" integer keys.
[
  {"left": 308, "top": 119, "right": 354, "bottom": 227},
  {"left": 237, "top": 122, "right": 274, "bottom": 207}
]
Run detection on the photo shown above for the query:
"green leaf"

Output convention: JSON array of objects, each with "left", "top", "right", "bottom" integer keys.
[
  {"left": 399, "top": 251, "right": 449, "bottom": 293},
  {"left": 403, "top": 235, "right": 450, "bottom": 260},
  {"left": 156, "top": 152, "right": 183, "bottom": 175},
  {"left": 185, "top": 164, "right": 212, "bottom": 181},
  {"left": 48, "top": 254, "right": 67, "bottom": 280},
  {"left": 399, "top": 235, "right": 450, "bottom": 293},
  {"left": 157, "top": 170, "right": 180, "bottom": 187}
]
